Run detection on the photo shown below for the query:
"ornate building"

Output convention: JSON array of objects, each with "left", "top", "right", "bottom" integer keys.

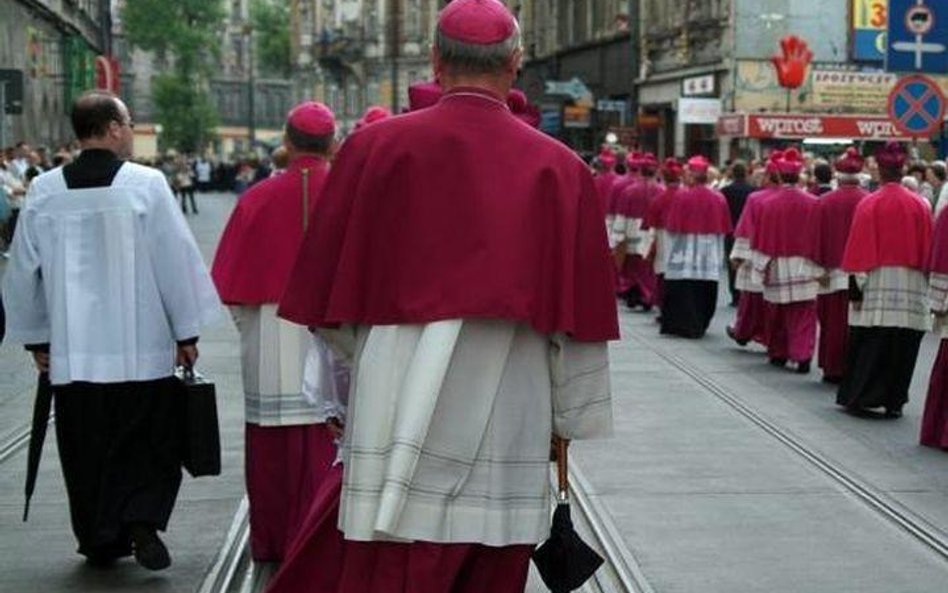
[{"left": 0, "top": 0, "right": 111, "bottom": 147}]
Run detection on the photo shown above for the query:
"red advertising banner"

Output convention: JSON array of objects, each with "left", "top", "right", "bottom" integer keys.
[
  {"left": 95, "top": 55, "right": 120, "bottom": 94},
  {"left": 717, "top": 113, "right": 913, "bottom": 140}
]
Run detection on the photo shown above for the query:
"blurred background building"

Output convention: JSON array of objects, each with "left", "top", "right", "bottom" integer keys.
[{"left": 0, "top": 0, "right": 112, "bottom": 147}]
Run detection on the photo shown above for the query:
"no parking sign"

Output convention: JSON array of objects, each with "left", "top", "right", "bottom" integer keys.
[{"left": 887, "top": 74, "right": 946, "bottom": 138}]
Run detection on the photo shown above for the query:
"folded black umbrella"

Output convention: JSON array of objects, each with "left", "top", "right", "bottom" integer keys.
[
  {"left": 23, "top": 372, "right": 52, "bottom": 522},
  {"left": 532, "top": 438, "right": 604, "bottom": 593}
]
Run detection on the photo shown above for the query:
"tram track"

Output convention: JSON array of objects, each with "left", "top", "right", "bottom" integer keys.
[
  {"left": 633, "top": 333, "right": 948, "bottom": 564},
  {"left": 197, "top": 461, "right": 651, "bottom": 593}
]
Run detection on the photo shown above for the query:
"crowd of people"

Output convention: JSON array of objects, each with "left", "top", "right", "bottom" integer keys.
[
  {"left": 596, "top": 141, "right": 948, "bottom": 444},
  {"left": 2, "top": 1, "right": 947, "bottom": 592}
]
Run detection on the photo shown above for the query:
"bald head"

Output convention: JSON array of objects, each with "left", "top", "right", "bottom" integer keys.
[
  {"left": 71, "top": 91, "right": 134, "bottom": 158},
  {"left": 71, "top": 91, "right": 128, "bottom": 140}
]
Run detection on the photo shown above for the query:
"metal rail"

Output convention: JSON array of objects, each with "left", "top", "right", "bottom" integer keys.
[
  {"left": 196, "top": 497, "right": 251, "bottom": 593},
  {"left": 636, "top": 334, "right": 948, "bottom": 563},
  {"left": 0, "top": 416, "right": 53, "bottom": 465}
]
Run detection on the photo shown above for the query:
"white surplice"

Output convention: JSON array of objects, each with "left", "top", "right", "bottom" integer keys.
[
  {"left": 2, "top": 164, "right": 221, "bottom": 385},
  {"left": 232, "top": 304, "right": 347, "bottom": 426},
  {"left": 320, "top": 319, "right": 612, "bottom": 547}
]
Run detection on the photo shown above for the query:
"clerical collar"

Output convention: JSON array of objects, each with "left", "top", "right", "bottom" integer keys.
[
  {"left": 63, "top": 148, "right": 125, "bottom": 189},
  {"left": 440, "top": 87, "right": 509, "bottom": 110}
]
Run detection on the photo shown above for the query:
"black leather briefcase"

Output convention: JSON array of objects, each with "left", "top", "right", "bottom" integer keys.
[{"left": 177, "top": 367, "right": 222, "bottom": 478}]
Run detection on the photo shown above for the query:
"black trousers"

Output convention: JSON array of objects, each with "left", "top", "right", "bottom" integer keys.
[
  {"left": 660, "top": 280, "right": 719, "bottom": 339},
  {"left": 725, "top": 235, "right": 738, "bottom": 304},
  {"left": 179, "top": 186, "right": 198, "bottom": 213},
  {"left": 837, "top": 327, "right": 924, "bottom": 412},
  {"left": 54, "top": 378, "right": 183, "bottom": 559}
]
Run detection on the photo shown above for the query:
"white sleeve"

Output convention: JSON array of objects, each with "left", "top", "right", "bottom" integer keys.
[
  {"left": 146, "top": 173, "right": 222, "bottom": 340},
  {"left": 549, "top": 333, "right": 613, "bottom": 440},
  {"left": 1, "top": 204, "right": 50, "bottom": 343},
  {"left": 302, "top": 333, "right": 350, "bottom": 423}
]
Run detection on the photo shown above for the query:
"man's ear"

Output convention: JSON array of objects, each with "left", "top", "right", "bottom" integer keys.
[
  {"left": 431, "top": 45, "right": 444, "bottom": 80},
  {"left": 507, "top": 48, "right": 524, "bottom": 77}
]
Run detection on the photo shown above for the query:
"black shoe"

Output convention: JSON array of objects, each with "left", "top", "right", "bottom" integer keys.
[
  {"left": 884, "top": 407, "right": 903, "bottom": 419},
  {"left": 85, "top": 554, "right": 120, "bottom": 569},
  {"left": 822, "top": 375, "right": 842, "bottom": 385},
  {"left": 796, "top": 360, "right": 811, "bottom": 374},
  {"left": 641, "top": 304, "right": 653, "bottom": 313},
  {"left": 726, "top": 326, "right": 749, "bottom": 347},
  {"left": 769, "top": 358, "right": 788, "bottom": 368},
  {"left": 130, "top": 524, "right": 171, "bottom": 571}
]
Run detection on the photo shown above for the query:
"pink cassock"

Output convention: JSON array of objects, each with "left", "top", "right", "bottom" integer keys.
[
  {"left": 751, "top": 187, "right": 821, "bottom": 364},
  {"left": 616, "top": 179, "right": 664, "bottom": 305},
  {"left": 751, "top": 186, "right": 821, "bottom": 261},
  {"left": 816, "top": 185, "right": 868, "bottom": 380},
  {"left": 663, "top": 184, "right": 732, "bottom": 235},
  {"left": 818, "top": 186, "right": 870, "bottom": 271},
  {"left": 212, "top": 155, "right": 329, "bottom": 305},
  {"left": 264, "top": 466, "right": 535, "bottom": 593},
  {"left": 921, "top": 211, "right": 948, "bottom": 450},
  {"left": 594, "top": 171, "right": 617, "bottom": 214},
  {"left": 843, "top": 183, "right": 932, "bottom": 274},
  {"left": 733, "top": 188, "right": 775, "bottom": 243},
  {"left": 245, "top": 424, "right": 337, "bottom": 561},
  {"left": 278, "top": 87, "right": 619, "bottom": 343}
]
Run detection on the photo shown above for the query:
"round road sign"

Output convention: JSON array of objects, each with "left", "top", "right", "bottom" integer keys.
[
  {"left": 905, "top": 5, "right": 934, "bottom": 35},
  {"left": 887, "top": 74, "right": 947, "bottom": 138}
]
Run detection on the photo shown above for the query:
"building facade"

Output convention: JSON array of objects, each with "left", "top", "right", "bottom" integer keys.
[
  {"left": 517, "top": 0, "right": 635, "bottom": 155},
  {"left": 0, "top": 0, "right": 111, "bottom": 148}
]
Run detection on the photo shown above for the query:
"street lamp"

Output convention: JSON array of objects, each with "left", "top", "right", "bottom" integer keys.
[{"left": 242, "top": 23, "right": 256, "bottom": 149}]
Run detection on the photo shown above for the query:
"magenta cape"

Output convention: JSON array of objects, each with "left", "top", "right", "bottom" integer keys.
[
  {"left": 616, "top": 179, "right": 663, "bottom": 222},
  {"left": 664, "top": 184, "right": 732, "bottom": 235},
  {"left": 645, "top": 184, "right": 681, "bottom": 229},
  {"left": 843, "top": 183, "right": 932, "bottom": 273},
  {"left": 607, "top": 174, "right": 637, "bottom": 215},
  {"left": 277, "top": 89, "right": 619, "bottom": 342},
  {"left": 931, "top": 208, "right": 948, "bottom": 275},
  {"left": 733, "top": 188, "right": 775, "bottom": 241},
  {"left": 212, "top": 156, "right": 329, "bottom": 305},
  {"left": 594, "top": 171, "right": 617, "bottom": 214},
  {"left": 817, "top": 185, "right": 869, "bottom": 270},
  {"left": 751, "top": 186, "right": 820, "bottom": 260}
]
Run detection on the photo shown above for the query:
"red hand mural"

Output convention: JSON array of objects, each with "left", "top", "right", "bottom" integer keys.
[{"left": 771, "top": 35, "right": 813, "bottom": 90}]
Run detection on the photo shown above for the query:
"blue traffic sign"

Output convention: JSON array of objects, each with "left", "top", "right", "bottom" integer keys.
[
  {"left": 886, "top": 0, "right": 947, "bottom": 73},
  {"left": 887, "top": 75, "right": 947, "bottom": 137}
]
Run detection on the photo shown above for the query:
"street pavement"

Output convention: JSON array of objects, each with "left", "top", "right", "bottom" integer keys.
[
  {"left": 0, "top": 191, "right": 946, "bottom": 592},
  {"left": 574, "top": 297, "right": 948, "bottom": 593}
]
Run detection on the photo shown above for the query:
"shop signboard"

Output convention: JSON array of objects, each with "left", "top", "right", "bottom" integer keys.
[
  {"left": 717, "top": 113, "right": 912, "bottom": 140},
  {"left": 811, "top": 70, "right": 897, "bottom": 112},
  {"left": 563, "top": 105, "right": 592, "bottom": 129},
  {"left": 678, "top": 98, "right": 722, "bottom": 125},
  {"left": 851, "top": 0, "right": 888, "bottom": 62}
]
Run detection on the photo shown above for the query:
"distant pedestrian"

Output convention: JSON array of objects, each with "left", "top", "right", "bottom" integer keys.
[
  {"left": 815, "top": 149, "right": 869, "bottom": 384},
  {"left": 211, "top": 102, "right": 342, "bottom": 562},
  {"left": 751, "top": 149, "right": 823, "bottom": 374},
  {"left": 720, "top": 160, "right": 755, "bottom": 306},
  {"left": 2, "top": 90, "right": 221, "bottom": 570},
  {"left": 727, "top": 153, "right": 782, "bottom": 349},
  {"left": 660, "top": 155, "right": 732, "bottom": 338},
  {"left": 837, "top": 142, "right": 932, "bottom": 418},
  {"left": 175, "top": 156, "right": 198, "bottom": 214},
  {"left": 194, "top": 156, "right": 213, "bottom": 192}
]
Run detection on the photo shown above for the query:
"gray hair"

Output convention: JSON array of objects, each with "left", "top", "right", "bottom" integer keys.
[
  {"left": 434, "top": 22, "right": 522, "bottom": 74},
  {"left": 837, "top": 172, "right": 861, "bottom": 185}
]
